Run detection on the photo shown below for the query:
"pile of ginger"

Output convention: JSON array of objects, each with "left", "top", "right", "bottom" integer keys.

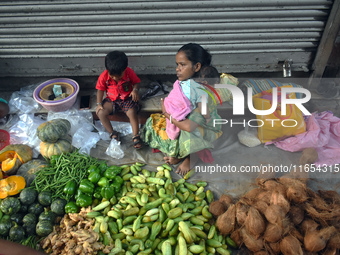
[{"left": 41, "top": 207, "right": 113, "bottom": 255}]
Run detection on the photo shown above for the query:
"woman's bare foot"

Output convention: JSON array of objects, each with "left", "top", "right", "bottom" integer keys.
[
  {"left": 163, "top": 156, "right": 181, "bottom": 165},
  {"left": 175, "top": 153, "right": 199, "bottom": 176},
  {"left": 175, "top": 157, "right": 191, "bottom": 175}
]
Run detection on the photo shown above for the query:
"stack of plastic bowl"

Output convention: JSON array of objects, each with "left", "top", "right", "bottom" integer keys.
[{"left": 33, "top": 78, "right": 79, "bottom": 112}]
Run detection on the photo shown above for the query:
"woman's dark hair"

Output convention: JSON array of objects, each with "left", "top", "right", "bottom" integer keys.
[
  {"left": 178, "top": 43, "right": 212, "bottom": 76},
  {"left": 105, "top": 51, "right": 128, "bottom": 75}
]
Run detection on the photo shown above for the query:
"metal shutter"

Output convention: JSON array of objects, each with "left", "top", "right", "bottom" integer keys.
[{"left": 0, "top": 0, "right": 334, "bottom": 77}]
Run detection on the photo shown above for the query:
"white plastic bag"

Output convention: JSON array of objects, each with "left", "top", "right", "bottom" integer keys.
[
  {"left": 105, "top": 139, "right": 124, "bottom": 159},
  {"left": 237, "top": 126, "right": 261, "bottom": 147}
]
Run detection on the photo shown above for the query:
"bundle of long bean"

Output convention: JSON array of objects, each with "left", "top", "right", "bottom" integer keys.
[{"left": 32, "top": 150, "right": 101, "bottom": 199}]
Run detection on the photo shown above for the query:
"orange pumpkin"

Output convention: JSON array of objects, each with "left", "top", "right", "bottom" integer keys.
[
  {"left": 0, "top": 175, "right": 26, "bottom": 199},
  {"left": 0, "top": 144, "right": 33, "bottom": 175}
]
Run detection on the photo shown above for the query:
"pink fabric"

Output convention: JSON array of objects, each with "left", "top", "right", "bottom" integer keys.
[
  {"left": 164, "top": 80, "right": 192, "bottom": 140},
  {"left": 270, "top": 111, "right": 340, "bottom": 166},
  {"left": 196, "top": 149, "right": 214, "bottom": 163}
]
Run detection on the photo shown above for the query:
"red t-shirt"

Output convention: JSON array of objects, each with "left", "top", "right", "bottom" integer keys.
[{"left": 96, "top": 67, "right": 141, "bottom": 101}]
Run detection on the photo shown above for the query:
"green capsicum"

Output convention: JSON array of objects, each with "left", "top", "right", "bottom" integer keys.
[
  {"left": 76, "top": 194, "right": 93, "bottom": 207},
  {"left": 101, "top": 186, "right": 115, "bottom": 200},
  {"left": 98, "top": 177, "right": 110, "bottom": 187},
  {"left": 93, "top": 187, "right": 102, "bottom": 199},
  {"left": 88, "top": 169, "right": 101, "bottom": 183},
  {"left": 87, "top": 165, "right": 99, "bottom": 175},
  {"left": 114, "top": 176, "right": 124, "bottom": 186},
  {"left": 98, "top": 161, "right": 108, "bottom": 175},
  {"left": 79, "top": 179, "right": 95, "bottom": 194},
  {"left": 110, "top": 182, "right": 121, "bottom": 193},
  {"left": 63, "top": 180, "right": 77, "bottom": 195},
  {"left": 104, "top": 165, "right": 122, "bottom": 180},
  {"left": 65, "top": 201, "right": 79, "bottom": 213},
  {"left": 50, "top": 155, "right": 60, "bottom": 165}
]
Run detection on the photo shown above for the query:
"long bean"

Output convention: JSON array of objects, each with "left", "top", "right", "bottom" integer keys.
[{"left": 31, "top": 149, "right": 101, "bottom": 199}]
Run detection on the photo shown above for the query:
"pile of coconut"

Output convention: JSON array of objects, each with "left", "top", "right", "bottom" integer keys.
[{"left": 209, "top": 174, "right": 340, "bottom": 255}]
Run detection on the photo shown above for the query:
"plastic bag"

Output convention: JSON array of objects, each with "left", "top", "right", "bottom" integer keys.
[
  {"left": 72, "top": 127, "right": 100, "bottom": 155},
  {"left": 8, "top": 114, "right": 45, "bottom": 157},
  {"left": 9, "top": 84, "right": 41, "bottom": 114},
  {"left": 237, "top": 126, "right": 261, "bottom": 148},
  {"left": 105, "top": 139, "right": 124, "bottom": 159}
]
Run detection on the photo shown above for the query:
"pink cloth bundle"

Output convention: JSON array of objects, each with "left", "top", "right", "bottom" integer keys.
[
  {"left": 270, "top": 111, "right": 340, "bottom": 166},
  {"left": 164, "top": 80, "right": 192, "bottom": 140}
]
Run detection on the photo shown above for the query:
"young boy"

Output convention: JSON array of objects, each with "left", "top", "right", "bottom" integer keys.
[{"left": 96, "top": 51, "right": 142, "bottom": 149}]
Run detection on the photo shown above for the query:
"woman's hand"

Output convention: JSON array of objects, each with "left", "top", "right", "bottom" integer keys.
[
  {"left": 130, "top": 90, "right": 139, "bottom": 102},
  {"left": 161, "top": 98, "right": 166, "bottom": 114}
]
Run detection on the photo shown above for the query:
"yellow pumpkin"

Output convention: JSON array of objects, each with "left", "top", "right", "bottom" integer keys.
[
  {"left": 0, "top": 175, "right": 26, "bottom": 199},
  {"left": 40, "top": 137, "right": 73, "bottom": 159},
  {"left": 0, "top": 144, "right": 33, "bottom": 175}
]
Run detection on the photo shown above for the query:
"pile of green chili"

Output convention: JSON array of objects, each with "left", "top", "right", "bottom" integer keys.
[{"left": 32, "top": 150, "right": 102, "bottom": 200}]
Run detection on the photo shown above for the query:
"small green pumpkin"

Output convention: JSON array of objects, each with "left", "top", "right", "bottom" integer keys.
[
  {"left": 36, "top": 220, "right": 53, "bottom": 237},
  {"left": 39, "top": 208, "right": 56, "bottom": 224},
  {"left": 40, "top": 136, "right": 73, "bottom": 159},
  {"left": 28, "top": 202, "right": 44, "bottom": 216},
  {"left": 50, "top": 198, "right": 67, "bottom": 216},
  {"left": 37, "top": 119, "right": 71, "bottom": 143},
  {"left": 0, "top": 217, "right": 12, "bottom": 236},
  {"left": 38, "top": 191, "right": 53, "bottom": 206},
  {"left": 22, "top": 213, "right": 37, "bottom": 235},
  {"left": 10, "top": 213, "right": 24, "bottom": 224},
  {"left": 9, "top": 223, "right": 26, "bottom": 242},
  {"left": 19, "top": 188, "right": 38, "bottom": 205},
  {"left": 22, "top": 213, "right": 37, "bottom": 226},
  {"left": 0, "top": 197, "right": 21, "bottom": 215},
  {"left": 17, "top": 159, "right": 48, "bottom": 187}
]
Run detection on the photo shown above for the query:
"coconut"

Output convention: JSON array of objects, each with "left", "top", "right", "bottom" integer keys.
[
  {"left": 230, "top": 229, "right": 242, "bottom": 247},
  {"left": 216, "top": 204, "right": 236, "bottom": 235},
  {"left": 242, "top": 188, "right": 263, "bottom": 205},
  {"left": 290, "top": 227, "right": 304, "bottom": 243},
  {"left": 263, "top": 223, "right": 282, "bottom": 243},
  {"left": 327, "top": 231, "right": 340, "bottom": 249},
  {"left": 267, "top": 242, "right": 281, "bottom": 255},
  {"left": 318, "top": 190, "right": 340, "bottom": 204},
  {"left": 300, "top": 218, "right": 319, "bottom": 235},
  {"left": 304, "top": 226, "right": 337, "bottom": 252},
  {"left": 286, "top": 183, "right": 308, "bottom": 204},
  {"left": 253, "top": 200, "right": 269, "bottom": 215},
  {"left": 280, "top": 235, "right": 303, "bottom": 255},
  {"left": 263, "top": 179, "right": 286, "bottom": 195},
  {"left": 236, "top": 201, "right": 249, "bottom": 226},
  {"left": 289, "top": 206, "right": 304, "bottom": 226},
  {"left": 256, "top": 191, "right": 272, "bottom": 205},
  {"left": 323, "top": 248, "right": 337, "bottom": 255},
  {"left": 244, "top": 207, "right": 266, "bottom": 238},
  {"left": 254, "top": 251, "right": 269, "bottom": 255},
  {"left": 209, "top": 201, "right": 227, "bottom": 218},
  {"left": 219, "top": 194, "right": 233, "bottom": 208},
  {"left": 264, "top": 204, "right": 285, "bottom": 225},
  {"left": 240, "top": 228, "right": 263, "bottom": 252},
  {"left": 270, "top": 190, "right": 290, "bottom": 215}
]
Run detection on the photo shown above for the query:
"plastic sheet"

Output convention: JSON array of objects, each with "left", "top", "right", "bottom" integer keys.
[
  {"left": 47, "top": 108, "right": 94, "bottom": 136},
  {"left": 72, "top": 126, "right": 100, "bottom": 155},
  {"left": 8, "top": 84, "right": 41, "bottom": 114}
]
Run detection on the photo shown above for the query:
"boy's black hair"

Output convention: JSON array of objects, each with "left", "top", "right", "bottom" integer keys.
[
  {"left": 199, "top": 66, "right": 220, "bottom": 85},
  {"left": 105, "top": 51, "right": 128, "bottom": 75}
]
